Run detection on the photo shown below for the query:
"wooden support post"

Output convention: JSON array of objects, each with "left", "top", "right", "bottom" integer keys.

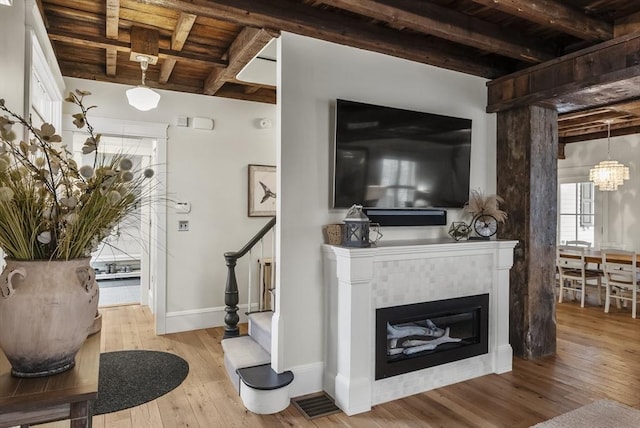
[{"left": 497, "top": 105, "right": 558, "bottom": 359}]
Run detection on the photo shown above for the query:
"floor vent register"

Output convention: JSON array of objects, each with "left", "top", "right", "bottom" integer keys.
[{"left": 291, "top": 392, "right": 342, "bottom": 420}]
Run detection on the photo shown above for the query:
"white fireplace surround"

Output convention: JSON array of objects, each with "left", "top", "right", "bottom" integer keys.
[{"left": 322, "top": 239, "right": 517, "bottom": 416}]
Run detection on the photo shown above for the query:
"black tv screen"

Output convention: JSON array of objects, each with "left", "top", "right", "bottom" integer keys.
[{"left": 333, "top": 99, "right": 472, "bottom": 209}]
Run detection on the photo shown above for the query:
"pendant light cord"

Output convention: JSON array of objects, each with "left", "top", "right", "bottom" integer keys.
[{"left": 606, "top": 120, "right": 611, "bottom": 160}]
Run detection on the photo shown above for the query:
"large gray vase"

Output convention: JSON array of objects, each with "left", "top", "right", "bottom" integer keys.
[{"left": 0, "top": 258, "right": 99, "bottom": 377}]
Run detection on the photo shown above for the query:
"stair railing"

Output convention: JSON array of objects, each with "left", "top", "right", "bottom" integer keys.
[{"left": 223, "top": 217, "right": 276, "bottom": 338}]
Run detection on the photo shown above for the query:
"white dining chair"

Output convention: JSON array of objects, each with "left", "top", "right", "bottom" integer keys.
[
  {"left": 556, "top": 245, "right": 602, "bottom": 308},
  {"left": 557, "top": 245, "right": 603, "bottom": 307},
  {"left": 602, "top": 249, "right": 640, "bottom": 318}
]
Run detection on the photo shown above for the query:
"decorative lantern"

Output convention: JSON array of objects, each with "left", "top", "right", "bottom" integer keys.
[{"left": 343, "top": 204, "right": 371, "bottom": 247}]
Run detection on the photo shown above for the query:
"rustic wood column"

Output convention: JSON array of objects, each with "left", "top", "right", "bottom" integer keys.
[{"left": 497, "top": 105, "right": 557, "bottom": 359}]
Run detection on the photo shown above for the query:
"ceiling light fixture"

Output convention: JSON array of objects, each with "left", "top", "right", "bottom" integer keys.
[
  {"left": 589, "top": 120, "right": 629, "bottom": 191},
  {"left": 126, "top": 55, "right": 160, "bottom": 111}
]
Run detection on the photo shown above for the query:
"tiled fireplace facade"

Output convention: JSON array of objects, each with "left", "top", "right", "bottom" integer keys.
[{"left": 323, "top": 239, "right": 517, "bottom": 415}]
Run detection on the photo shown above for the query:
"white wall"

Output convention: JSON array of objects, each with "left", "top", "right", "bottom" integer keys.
[
  {"left": 275, "top": 32, "right": 497, "bottom": 383},
  {"left": 63, "top": 77, "right": 277, "bottom": 324},
  {"left": 559, "top": 134, "right": 640, "bottom": 251},
  {"left": 0, "top": 2, "right": 26, "bottom": 114}
]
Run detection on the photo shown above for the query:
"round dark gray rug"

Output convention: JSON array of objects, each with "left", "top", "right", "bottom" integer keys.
[{"left": 93, "top": 350, "right": 189, "bottom": 415}]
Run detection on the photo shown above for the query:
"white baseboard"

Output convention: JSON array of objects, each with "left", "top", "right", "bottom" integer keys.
[
  {"left": 288, "top": 362, "right": 324, "bottom": 398},
  {"left": 165, "top": 303, "right": 258, "bottom": 334}
]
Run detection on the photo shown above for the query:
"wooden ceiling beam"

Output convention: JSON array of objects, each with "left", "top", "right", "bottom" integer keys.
[
  {"left": 216, "top": 82, "right": 276, "bottom": 104},
  {"left": 47, "top": 29, "right": 227, "bottom": 68},
  {"left": 58, "top": 60, "right": 276, "bottom": 104},
  {"left": 558, "top": 105, "right": 640, "bottom": 126},
  {"left": 558, "top": 142, "right": 565, "bottom": 160},
  {"left": 244, "top": 86, "right": 260, "bottom": 95},
  {"left": 560, "top": 119, "right": 640, "bottom": 143},
  {"left": 105, "top": 0, "right": 120, "bottom": 77},
  {"left": 468, "top": 0, "right": 612, "bottom": 41},
  {"left": 320, "top": 0, "right": 554, "bottom": 63},
  {"left": 487, "top": 33, "right": 640, "bottom": 113},
  {"left": 172, "top": 12, "right": 197, "bottom": 51},
  {"left": 129, "top": 26, "right": 159, "bottom": 64},
  {"left": 106, "top": 48, "right": 118, "bottom": 77},
  {"left": 106, "top": 0, "right": 120, "bottom": 39},
  {"left": 136, "top": 0, "right": 510, "bottom": 78},
  {"left": 160, "top": 12, "right": 198, "bottom": 84},
  {"left": 558, "top": 111, "right": 631, "bottom": 132},
  {"left": 615, "top": 11, "right": 640, "bottom": 37},
  {"left": 204, "top": 27, "right": 277, "bottom": 95},
  {"left": 159, "top": 59, "right": 177, "bottom": 84}
]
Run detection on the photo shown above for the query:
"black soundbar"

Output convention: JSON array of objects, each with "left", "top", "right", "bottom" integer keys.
[{"left": 364, "top": 208, "right": 447, "bottom": 227}]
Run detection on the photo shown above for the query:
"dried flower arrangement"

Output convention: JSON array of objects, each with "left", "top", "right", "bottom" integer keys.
[
  {"left": 463, "top": 189, "right": 508, "bottom": 223},
  {"left": 0, "top": 90, "right": 154, "bottom": 261}
]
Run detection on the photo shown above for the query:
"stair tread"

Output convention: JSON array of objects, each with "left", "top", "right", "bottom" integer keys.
[
  {"left": 249, "top": 311, "right": 273, "bottom": 333},
  {"left": 237, "top": 363, "right": 294, "bottom": 390},
  {"left": 221, "top": 335, "right": 271, "bottom": 370}
]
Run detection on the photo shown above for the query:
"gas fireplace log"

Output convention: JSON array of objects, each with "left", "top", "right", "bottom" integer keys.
[
  {"left": 386, "top": 320, "right": 445, "bottom": 339},
  {"left": 387, "top": 327, "right": 463, "bottom": 356},
  {"left": 401, "top": 328, "right": 462, "bottom": 354}
]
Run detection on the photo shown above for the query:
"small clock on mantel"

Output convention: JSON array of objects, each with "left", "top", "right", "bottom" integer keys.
[{"left": 473, "top": 214, "right": 498, "bottom": 238}]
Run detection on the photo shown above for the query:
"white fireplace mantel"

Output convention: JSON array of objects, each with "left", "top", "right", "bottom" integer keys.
[{"left": 322, "top": 238, "right": 517, "bottom": 416}]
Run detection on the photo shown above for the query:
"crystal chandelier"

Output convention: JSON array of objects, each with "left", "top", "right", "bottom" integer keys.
[
  {"left": 126, "top": 55, "right": 160, "bottom": 111},
  {"left": 589, "top": 121, "right": 629, "bottom": 191}
]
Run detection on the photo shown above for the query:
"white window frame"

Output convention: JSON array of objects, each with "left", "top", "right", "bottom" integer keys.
[
  {"left": 557, "top": 174, "right": 602, "bottom": 248},
  {"left": 25, "top": 0, "right": 64, "bottom": 129}
]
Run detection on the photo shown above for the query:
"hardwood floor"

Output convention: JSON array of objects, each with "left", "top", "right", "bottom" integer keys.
[{"left": 38, "top": 300, "right": 640, "bottom": 427}]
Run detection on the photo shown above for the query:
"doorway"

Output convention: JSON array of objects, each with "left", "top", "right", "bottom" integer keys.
[
  {"left": 72, "top": 134, "right": 153, "bottom": 306},
  {"left": 65, "top": 116, "right": 168, "bottom": 334}
]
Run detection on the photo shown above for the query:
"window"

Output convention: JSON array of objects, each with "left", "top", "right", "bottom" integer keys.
[
  {"left": 31, "top": 69, "right": 52, "bottom": 126},
  {"left": 558, "top": 182, "right": 595, "bottom": 245},
  {"left": 29, "top": 29, "right": 62, "bottom": 131}
]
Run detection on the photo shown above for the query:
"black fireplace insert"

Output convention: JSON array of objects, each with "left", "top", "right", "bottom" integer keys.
[{"left": 375, "top": 293, "right": 489, "bottom": 380}]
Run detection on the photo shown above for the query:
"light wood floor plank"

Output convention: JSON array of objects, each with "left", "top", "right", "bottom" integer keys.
[{"left": 34, "top": 300, "right": 640, "bottom": 427}]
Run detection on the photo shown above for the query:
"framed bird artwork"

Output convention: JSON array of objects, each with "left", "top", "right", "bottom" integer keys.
[{"left": 248, "top": 164, "right": 276, "bottom": 217}]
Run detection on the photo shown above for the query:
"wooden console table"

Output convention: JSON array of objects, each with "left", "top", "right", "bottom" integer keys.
[{"left": 0, "top": 331, "right": 100, "bottom": 427}]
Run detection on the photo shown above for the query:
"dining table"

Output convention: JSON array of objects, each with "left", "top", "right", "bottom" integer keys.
[{"left": 581, "top": 250, "right": 640, "bottom": 268}]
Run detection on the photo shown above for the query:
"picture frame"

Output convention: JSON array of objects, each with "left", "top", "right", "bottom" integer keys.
[{"left": 248, "top": 164, "right": 276, "bottom": 217}]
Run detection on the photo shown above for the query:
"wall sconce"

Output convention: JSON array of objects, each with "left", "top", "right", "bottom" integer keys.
[{"left": 126, "top": 55, "right": 160, "bottom": 111}]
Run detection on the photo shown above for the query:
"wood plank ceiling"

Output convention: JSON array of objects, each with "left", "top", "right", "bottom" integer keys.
[{"left": 39, "top": 0, "right": 640, "bottom": 144}]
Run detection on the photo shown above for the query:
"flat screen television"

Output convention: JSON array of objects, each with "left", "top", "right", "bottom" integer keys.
[{"left": 333, "top": 99, "right": 472, "bottom": 210}]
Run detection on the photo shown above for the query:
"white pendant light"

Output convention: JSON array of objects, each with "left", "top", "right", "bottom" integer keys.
[
  {"left": 126, "top": 55, "right": 160, "bottom": 111},
  {"left": 589, "top": 121, "right": 630, "bottom": 191}
]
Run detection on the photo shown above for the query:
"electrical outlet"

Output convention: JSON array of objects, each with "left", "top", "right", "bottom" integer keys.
[{"left": 178, "top": 220, "right": 189, "bottom": 231}]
